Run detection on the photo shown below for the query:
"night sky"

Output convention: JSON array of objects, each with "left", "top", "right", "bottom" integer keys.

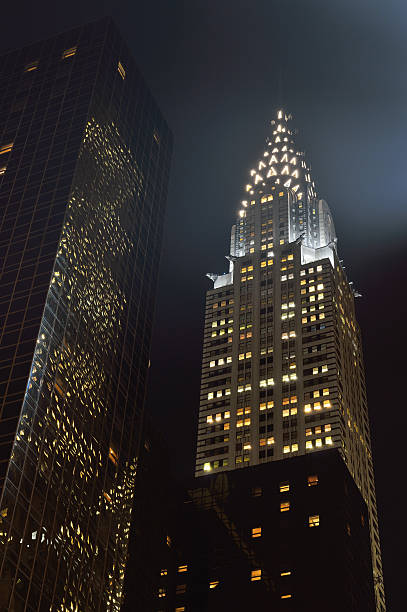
[{"left": 2, "top": 1, "right": 407, "bottom": 608}]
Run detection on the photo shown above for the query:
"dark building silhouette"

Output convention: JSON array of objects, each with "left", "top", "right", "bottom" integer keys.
[
  {"left": 0, "top": 18, "right": 171, "bottom": 611},
  {"left": 176, "top": 450, "right": 375, "bottom": 611}
]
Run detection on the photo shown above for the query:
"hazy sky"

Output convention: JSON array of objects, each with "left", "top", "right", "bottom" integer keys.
[{"left": 2, "top": 1, "right": 407, "bottom": 608}]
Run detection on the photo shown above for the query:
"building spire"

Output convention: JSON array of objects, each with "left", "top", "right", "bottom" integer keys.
[{"left": 235, "top": 109, "right": 336, "bottom": 253}]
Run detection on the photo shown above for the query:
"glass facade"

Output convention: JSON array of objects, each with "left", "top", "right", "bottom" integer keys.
[{"left": 0, "top": 18, "right": 172, "bottom": 610}]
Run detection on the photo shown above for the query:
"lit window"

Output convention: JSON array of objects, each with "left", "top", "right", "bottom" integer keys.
[
  {"left": 118, "top": 60, "right": 126, "bottom": 80},
  {"left": 62, "top": 46, "right": 77, "bottom": 59},
  {"left": 203, "top": 463, "right": 211, "bottom": 472},
  {"left": 178, "top": 565, "right": 188, "bottom": 573},
  {"left": 176, "top": 584, "right": 186, "bottom": 594},
  {"left": 108, "top": 447, "right": 118, "bottom": 466},
  {"left": 281, "top": 594, "right": 292, "bottom": 599},
  {"left": 325, "top": 436, "right": 333, "bottom": 445},
  {"left": 283, "top": 445, "right": 290, "bottom": 454},
  {"left": 306, "top": 441, "right": 313, "bottom": 449},
  {"left": 0, "top": 166, "right": 6, "bottom": 175},
  {"left": 279, "top": 482, "right": 289, "bottom": 493},
  {"left": 24, "top": 60, "right": 39, "bottom": 72},
  {"left": 281, "top": 571, "right": 291, "bottom": 577},
  {"left": 0, "top": 143, "right": 13, "bottom": 155},
  {"left": 158, "top": 587, "right": 166, "bottom": 598},
  {"left": 280, "top": 501, "right": 290, "bottom": 512},
  {"left": 252, "top": 527, "right": 262, "bottom": 538},
  {"left": 175, "top": 607, "right": 186, "bottom": 611},
  {"left": 251, "top": 569, "right": 262, "bottom": 581},
  {"left": 160, "top": 569, "right": 167, "bottom": 576},
  {"left": 166, "top": 535, "right": 172, "bottom": 547},
  {"left": 308, "top": 475, "right": 318, "bottom": 486},
  {"left": 209, "top": 581, "right": 219, "bottom": 589},
  {"left": 309, "top": 515, "right": 320, "bottom": 527},
  {"left": 291, "top": 443, "right": 298, "bottom": 452}
]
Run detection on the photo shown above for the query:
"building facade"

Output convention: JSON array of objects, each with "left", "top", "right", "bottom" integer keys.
[
  {"left": 164, "top": 450, "right": 374, "bottom": 612},
  {"left": 195, "top": 110, "right": 385, "bottom": 610},
  {"left": 0, "top": 18, "right": 172, "bottom": 611}
]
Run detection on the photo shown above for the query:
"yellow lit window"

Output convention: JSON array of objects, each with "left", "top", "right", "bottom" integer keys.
[
  {"left": 62, "top": 46, "right": 77, "bottom": 59},
  {"left": 158, "top": 587, "right": 166, "bottom": 598},
  {"left": 261, "top": 260, "right": 266, "bottom": 267},
  {"left": 178, "top": 565, "right": 188, "bottom": 573},
  {"left": 325, "top": 436, "right": 333, "bottom": 445},
  {"left": 280, "top": 482, "right": 289, "bottom": 493},
  {"left": 291, "top": 443, "right": 298, "bottom": 452},
  {"left": 24, "top": 60, "right": 39, "bottom": 72},
  {"left": 308, "top": 475, "right": 318, "bottom": 486},
  {"left": 309, "top": 515, "right": 320, "bottom": 527},
  {"left": 283, "top": 445, "right": 290, "bottom": 454},
  {"left": 203, "top": 462, "right": 211, "bottom": 472},
  {"left": 209, "top": 581, "right": 219, "bottom": 589},
  {"left": 281, "top": 571, "right": 291, "bottom": 577},
  {"left": 304, "top": 404, "right": 311, "bottom": 413},
  {"left": 160, "top": 568, "right": 167, "bottom": 576},
  {"left": 175, "top": 608, "right": 186, "bottom": 612},
  {"left": 251, "top": 569, "right": 262, "bottom": 581},
  {"left": 0, "top": 143, "right": 13, "bottom": 155},
  {"left": 281, "top": 594, "right": 292, "bottom": 599},
  {"left": 287, "top": 254, "right": 293, "bottom": 260},
  {"left": 280, "top": 501, "right": 290, "bottom": 512},
  {"left": 252, "top": 527, "right": 262, "bottom": 538},
  {"left": 315, "top": 438, "right": 322, "bottom": 447},
  {"left": 166, "top": 535, "right": 172, "bottom": 547},
  {"left": 323, "top": 388, "right": 330, "bottom": 396},
  {"left": 306, "top": 441, "right": 313, "bottom": 449},
  {"left": 108, "top": 447, "right": 118, "bottom": 466},
  {"left": 0, "top": 166, "right": 6, "bottom": 175},
  {"left": 118, "top": 60, "right": 126, "bottom": 80}
]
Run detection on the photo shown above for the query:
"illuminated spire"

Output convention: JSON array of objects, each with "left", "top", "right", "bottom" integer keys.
[
  {"left": 236, "top": 109, "right": 336, "bottom": 253},
  {"left": 244, "top": 109, "right": 316, "bottom": 202}
]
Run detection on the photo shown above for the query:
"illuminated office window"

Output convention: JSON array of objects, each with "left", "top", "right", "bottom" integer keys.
[
  {"left": 251, "top": 569, "right": 262, "bottom": 581},
  {"left": 62, "top": 46, "right": 77, "bottom": 59},
  {"left": 118, "top": 60, "right": 126, "bottom": 80}
]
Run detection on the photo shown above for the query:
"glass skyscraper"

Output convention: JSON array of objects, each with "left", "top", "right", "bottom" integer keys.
[
  {"left": 0, "top": 18, "right": 172, "bottom": 611},
  {"left": 195, "top": 110, "right": 385, "bottom": 610}
]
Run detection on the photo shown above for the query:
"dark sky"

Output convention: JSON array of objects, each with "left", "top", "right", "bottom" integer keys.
[{"left": 2, "top": 1, "right": 407, "bottom": 608}]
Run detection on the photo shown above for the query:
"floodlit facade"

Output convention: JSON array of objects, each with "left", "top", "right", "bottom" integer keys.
[
  {"left": 0, "top": 18, "right": 171, "bottom": 611},
  {"left": 195, "top": 110, "right": 385, "bottom": 610}
]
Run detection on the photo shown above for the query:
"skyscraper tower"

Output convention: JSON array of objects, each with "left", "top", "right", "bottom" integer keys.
[
  {"left": 0, "top": 18, "right": 172, "bottom": 611},
  {"left": 195, "top": 110, "right": 385, "bottom": 610}
]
